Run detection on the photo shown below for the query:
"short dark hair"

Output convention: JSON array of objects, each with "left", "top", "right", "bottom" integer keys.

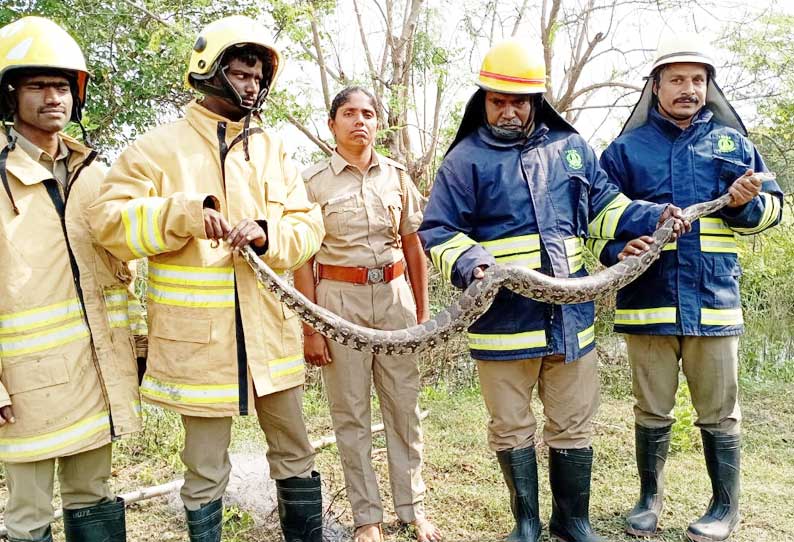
[{"left": 329, "top": 86, "right": 377, "bottom": 120}]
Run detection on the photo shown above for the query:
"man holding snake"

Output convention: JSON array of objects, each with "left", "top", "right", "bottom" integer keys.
[
  {"left": 598, "top": 35, "right": 783, "bottom": 541},
  {"left": 418, "top": 39, "right": 689, "bottom": 542}
]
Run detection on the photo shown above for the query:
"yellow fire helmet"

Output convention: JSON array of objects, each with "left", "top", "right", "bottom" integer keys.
[
  {"left": 0, "top": 16, "right": 90, "bottom": 121},
  {"left": 186, "top": 15, "right": 281, "bottom": 111},
  {"left": 477, "top": 38, "right": 546, "bottom": 94}
]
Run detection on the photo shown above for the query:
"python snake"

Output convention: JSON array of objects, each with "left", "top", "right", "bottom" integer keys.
[{"left": 242, "top": 180, "right": 768, "bottom": 355}]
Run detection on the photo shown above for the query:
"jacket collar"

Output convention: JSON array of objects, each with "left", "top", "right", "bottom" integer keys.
[
  {"left": 477, "top": 122, "right": 550, "bottom": 149},
  {"left": 330, "top": 148, "right": 383, "bottom": 176},
  {"left": 1, "top": 129, "right": 92, "bottom": 186},
  {"left": 185, "top": 100, "right": 247, "bottom": 143},
  {"left": 648, "top": 106, "right": 713, "bottom": 140}
]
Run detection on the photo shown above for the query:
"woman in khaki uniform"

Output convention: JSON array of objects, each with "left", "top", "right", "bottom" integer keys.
[{"left": 295, "top": 87, "right": 441, "bottom": 542}]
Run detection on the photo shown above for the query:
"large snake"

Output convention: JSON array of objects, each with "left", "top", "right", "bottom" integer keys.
[{"left": 242, "top": 179, "right": 771, "bottom": 355}]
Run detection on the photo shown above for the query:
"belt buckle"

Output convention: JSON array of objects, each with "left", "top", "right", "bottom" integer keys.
[{"left": 367, "top": 267, "right": 385, "bottom": 284}]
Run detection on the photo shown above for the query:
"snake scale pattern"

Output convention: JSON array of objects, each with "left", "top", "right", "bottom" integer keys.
[{"left": 242, "top": 184, "right": 763, "bottom": 355}]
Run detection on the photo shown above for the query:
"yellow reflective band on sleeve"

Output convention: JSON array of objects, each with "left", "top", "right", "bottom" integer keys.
[
  {"left": 0, "top": 298, "right": 83, "bottom": 335},
  {"left": 127, "top": 296, "right": 148, "bottom": 335},
  {"left": 0, "top": 321, "right": 90, "bottom": 358},
  {"left": 481, "top": 234, "right": 541, "bottom": 269},
  {"left": 588, "top": 193, "right": 631, "bottom": 240},
  {"left": 731, "top": 193, "right": 782, "bottom": 235},
  {"left": 564, "top": 237, "right": 584, "bottom": 274},
  {"left": 662, "top": 241, "right": 677, "bottom": 251},
  {"left": 615, "top": 307, "right": 677, "bottom": 325},
  {"left": 141, "top": 375, "right": 239, "bottom": 405},
  {"left": 701, "top": 308, "right": 744, "bottom": 326},
  {"left": 577, "top": 325, "right": 595, "bottom": 349},
  {"left": 121, "top": 199, "right": 167, "bottom": 258},
  {"left": 468, "top": 329, "right": 547, "bottom": 351},
  {"left": 103, "top": 287, "right": 129, "bottom": 329},
  {"left": 429, "top": 233, "right": 477, "bottom": 282},
  {"left": 148, "top": 263, "right": 235, "bottom": 308},
  {"left": 132, "top": 400, "right": 142, "bottom": 418},
  {"left": 0, "top": 412, "right": 110, "bottom": 461},
  {"left": 282, "top": 216, "right": 320, "bottom": 270},
  {"left": 269, "top": 354, "right": 304, "bottom": 379}
]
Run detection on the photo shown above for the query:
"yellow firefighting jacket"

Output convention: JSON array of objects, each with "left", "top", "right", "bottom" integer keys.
[
  {"left": 88, "top": 101, "right": 324, "bottom": 417},
  {"left": 0, "top": 132, "right": 142, "bottom": 463}
]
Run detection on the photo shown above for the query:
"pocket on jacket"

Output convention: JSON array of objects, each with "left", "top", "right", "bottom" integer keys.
[
  {"left": 322, "top": 193, "right": 361, "bottom": 237},
  {"left": 150, "top": 313, "right": 211, "bottom": 368},
  {"left": 568, "top": 174, "right": 591, "bottom": 237},
  {"left": 712, "top": 155, "right": 751, "bottom": 191},
  {"left": 704, "top": 257, "right": 742, "bottom": 309},
  {"left": 2, "top": 355, "right": 70, "bottom": 395}
]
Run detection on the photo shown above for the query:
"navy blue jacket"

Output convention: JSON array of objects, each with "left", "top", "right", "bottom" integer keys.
[
  {"left": 599, "top": 108, "right": 783, "bottom": 336},
  {"left": 419, "top": 123, "right": 666, "bottom": 362}
]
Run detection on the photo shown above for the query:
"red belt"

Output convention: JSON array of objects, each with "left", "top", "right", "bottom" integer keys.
[{"left": 317, "top": 261, "right": 406, "bottom": 285}]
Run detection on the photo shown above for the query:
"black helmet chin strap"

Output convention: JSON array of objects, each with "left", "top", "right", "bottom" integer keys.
[{"left": 1, "top": 120, "right": 19, "bottom": 214}]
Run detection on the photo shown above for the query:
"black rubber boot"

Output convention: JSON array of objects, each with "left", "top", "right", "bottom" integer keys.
[
  {"left": 626, "top": 425, "right": 671, "bottom": 537},
  {"left": 276, "top": 471, "right": 323, "bottom": 542},
  {"left": 185, "top": 498, "right": 223, "bottom": 542},
  {"left": 686, "top": 431, "right": 741, "bottom": 542},
  {"left": 7, "top": 526, "right": 53, "bottom": 542},
  {"left": 548, "top": 448, "right": 604, "bottom": 542},
  {"left": 496, "top": 446, "right": 542, "bottom": 542},
  {"left": 62, "top": 497, "right": 126, "bottom": 542}
]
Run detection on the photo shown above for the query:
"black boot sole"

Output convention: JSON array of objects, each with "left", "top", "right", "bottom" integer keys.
[
  {"left": 625, "top": 524, "right": 659, "bottom": 537},
  {"left": 685, "top": 526, "right": 739, "bottom": 542}
]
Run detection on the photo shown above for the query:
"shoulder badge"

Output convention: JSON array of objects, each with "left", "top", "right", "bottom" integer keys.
[
  {"left": 717, "top": 134, "right": 737, "bottom": 154},
  {"left": 565, "top": 148, "right": 583, "bottom": 170}
]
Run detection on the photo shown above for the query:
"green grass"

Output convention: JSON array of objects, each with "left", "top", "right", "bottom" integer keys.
[{"left": 2, "top": 356, "right": 793, "bottom": 541}]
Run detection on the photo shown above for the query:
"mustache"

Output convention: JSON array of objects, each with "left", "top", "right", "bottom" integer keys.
[{"left": 673, "top": 96, "right": 699, "bottom": 104}]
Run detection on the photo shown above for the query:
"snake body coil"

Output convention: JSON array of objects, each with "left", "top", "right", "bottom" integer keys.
[{"left": 242, "top": 191, "right": 742, "bottom": 354}]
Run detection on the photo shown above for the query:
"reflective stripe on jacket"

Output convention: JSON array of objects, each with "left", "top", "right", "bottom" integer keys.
[
  {"left": 0, "top": 132, "right": 141, "bottom": 463},
  {"left": 419, "top": 124, "right": 666, "bottom": 362},
  {"left": 88, "top": 101, "right": 324, "bottom": 416},
  {"left": 599, "top": 108, "right": 784, "bottom": 336}
]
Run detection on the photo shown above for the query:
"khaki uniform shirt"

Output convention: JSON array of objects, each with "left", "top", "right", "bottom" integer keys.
[
  {"left": 303, "top": 150, "right": 424, "bottom": 267},
  {"left": 12, "top": 129, "right": 70, "bottom": 186}
]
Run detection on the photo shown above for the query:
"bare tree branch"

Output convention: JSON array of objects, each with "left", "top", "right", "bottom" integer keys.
[
  {"left": 284, "top": 112, "right": 333, "bottom": 156},
  {"left": 309, "top": 10, "right": 332, "bottom": 112}
]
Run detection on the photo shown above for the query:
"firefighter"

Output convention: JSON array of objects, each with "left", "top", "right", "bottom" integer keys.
[
  {"left": 88, "top": 15, "right": 325, "bottom": 542},
  {"left": 598, "top": 34, "right": 783, "bottom": 541},
  {"left": 418, "top": 38, "right": 689, "bottom": 542},
  {"left": 0, "top": 16, "right": 143, "bottom": 542}
]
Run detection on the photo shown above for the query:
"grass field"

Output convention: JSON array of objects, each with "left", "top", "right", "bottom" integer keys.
[{"left": 2, "top": 342, "right": 791, "bottom": 542}]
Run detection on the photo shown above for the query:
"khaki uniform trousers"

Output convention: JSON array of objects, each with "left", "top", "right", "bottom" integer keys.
[
  {"left": 179, "top": 385, "right": 315, "bottom": 511},
  {"left": 626, "top": 334, "right": 741, "bottom": 434},
  {"left": 3, "top": 444, "right": 113, "bottom": 540},
  {"left": 477, "top": 350, "right": 599, "bottom": 451},
  {"left": 317, "top": 276, "right": 426, "bottom": 527}
]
